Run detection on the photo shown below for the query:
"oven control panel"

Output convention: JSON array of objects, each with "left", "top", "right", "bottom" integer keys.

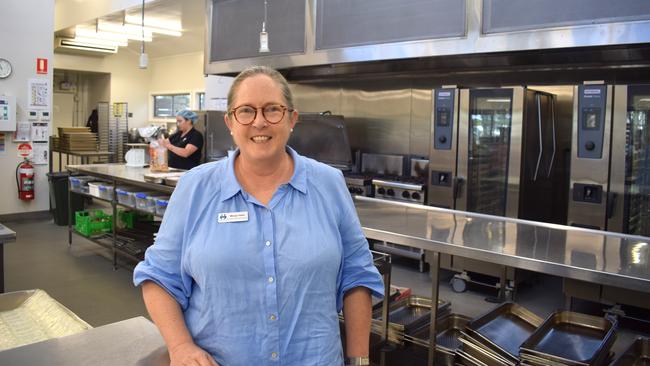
[
  {"left": 577, "top": 85, "right": 607, "bottom": 159},
  {"left": 434, "top": 89, "right": 455, "bottom": 150}
]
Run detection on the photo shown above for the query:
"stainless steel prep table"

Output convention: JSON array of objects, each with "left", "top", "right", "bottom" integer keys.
[
  {"left": 66, "top": 164, "right": 176, "bottom": 267},
  {"left": 0, "top": 223, "right": 16, "bottom": 293},
  {"left": 354, "top": 196, "right": 650, "bottom": 366},
  {"left": 0, "top": 316, "right": 168, "bottom": 365}
]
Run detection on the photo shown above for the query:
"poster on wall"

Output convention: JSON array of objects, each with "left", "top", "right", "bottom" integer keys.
[
  {"left": 31, "top": 123, "right": 48, "bottom": 142},
  {"left": 27, "top": 78, "right": 50, "bottom": 110},
  {"left": 13, "top": 121, "right": 30, "bottom": 142},
  {"left": 32, "top": 142, "right": 48, "bottom": 165},
  {"left": 0, "top": 133, "right": 5, "bottom": 153}
]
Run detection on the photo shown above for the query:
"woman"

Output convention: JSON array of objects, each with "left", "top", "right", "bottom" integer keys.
[
  {"left": 162, "top": 109, "right": 204, "bottom": 170},
  {"left": 134, "top": 66, "right": 383, "bottom": 366}
]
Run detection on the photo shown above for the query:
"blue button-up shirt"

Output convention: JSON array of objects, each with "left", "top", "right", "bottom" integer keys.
[{"left": 133, "top": 147, "right": 384, "bottom": 366}]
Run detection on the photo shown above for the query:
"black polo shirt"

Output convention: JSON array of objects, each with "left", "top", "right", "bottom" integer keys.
[{"left": 168, "top": 128, "right": 203, "bottom": 170}]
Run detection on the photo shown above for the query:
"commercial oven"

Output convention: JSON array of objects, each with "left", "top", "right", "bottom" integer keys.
[
  {"left": 426, "top": 86, "right": 570, "bottom": 293},
  {"left": 565, "top": 83, "right": 650, "bottom": 313}
]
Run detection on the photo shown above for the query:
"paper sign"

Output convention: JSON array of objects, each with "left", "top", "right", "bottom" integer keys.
[
  {"left": 14, "top": 121, "right": 30, "bottom": 142},
  {"left": 28, "top": 78, "right": 50, "bottom": 110},
  {"left": 0, "top": 133, "right": 5, "bottom": 153},
  {"left": 31, "top": 123, "right": 48, "bottom": 142},
  {"left": 17, "top": 142, "right": 32, "bottom": 158},
  {"left": 32, "top": 142, "right": 48, "bottom": 165}
]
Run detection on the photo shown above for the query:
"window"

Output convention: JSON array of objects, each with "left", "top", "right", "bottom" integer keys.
[
  {"left": 153, "top": 93, "right": 191, "bottom": 118},
  {"left": 197, "top": 92, "right": 205, "bottom": 110}
]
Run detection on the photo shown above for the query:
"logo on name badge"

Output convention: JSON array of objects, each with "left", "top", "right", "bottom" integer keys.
[{"left": 217, "top": 211, "right": 249, "bottom": 223}]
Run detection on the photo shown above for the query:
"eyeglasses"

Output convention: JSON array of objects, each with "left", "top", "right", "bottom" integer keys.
[{"left": 230, "top": 104, "right": 293, "bottom": 125}]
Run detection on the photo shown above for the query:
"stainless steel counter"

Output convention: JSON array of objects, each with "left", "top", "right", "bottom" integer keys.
[
  {"left": 0, "top": 223, "right": 16, "bottom": 293},
  {"left": 0, "top": 317, "right": 168, "bottom": 365},
  {"left": 355, "top": 196, "right": 650, "bottom": 294},
  {"left": 67, "top": 164, "right": 175, "bottom": 194}
]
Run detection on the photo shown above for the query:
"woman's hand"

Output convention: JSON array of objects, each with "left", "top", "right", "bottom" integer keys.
[
  {"left": 160, "top": 138, "right": 172, "bottom": 149},
  {"left": 169, "top": 342, "right": 220, "bottom": 366}
]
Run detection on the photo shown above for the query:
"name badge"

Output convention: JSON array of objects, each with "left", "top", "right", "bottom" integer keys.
[{"left": 218, "top": 211, "right": 249, "bottom": 223}]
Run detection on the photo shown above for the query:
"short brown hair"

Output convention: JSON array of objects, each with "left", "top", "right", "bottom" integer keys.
[{"left": 227, "top": 66, "right": 294, "bottom": 114}]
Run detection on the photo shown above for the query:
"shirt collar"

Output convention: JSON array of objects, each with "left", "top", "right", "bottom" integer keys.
[{"left": 220, "top": 146, "right": 307, "bottom": 202}]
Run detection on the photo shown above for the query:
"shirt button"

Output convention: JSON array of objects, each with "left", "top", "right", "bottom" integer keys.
[
  {"left": 271, "top": 352, "right": 278, "bottom": 359},
  {"left": 265, "top": 240, "right": 271, "bottom": 247},
  {"left": 269, "top": 314, "right": 276, "bottom": 321},
  {"left": 268, "top": 276, "right": 274, "bottom": 283}
]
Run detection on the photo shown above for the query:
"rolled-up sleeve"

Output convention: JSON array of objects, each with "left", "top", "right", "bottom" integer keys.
[
  {"left": 133, "top": 176, "right": 193, "bottom": 310},
  {"left": 336, "top": 175, "right": 384, "bottom": 312}
]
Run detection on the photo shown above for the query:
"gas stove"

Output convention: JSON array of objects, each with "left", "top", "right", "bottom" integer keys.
[
  {"left": 372, "top": 176, "right": 426, "bottom": 204},
  {"left": 343, "top": 173, "right": 374, "bottom": 197}
]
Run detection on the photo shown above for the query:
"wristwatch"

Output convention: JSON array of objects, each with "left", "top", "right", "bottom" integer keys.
[{"left": 345, "top": 356, "right": 370, "bottom": 366}]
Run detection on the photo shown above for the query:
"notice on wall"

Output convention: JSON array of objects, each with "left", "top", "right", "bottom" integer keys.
[
  {"left": 32, "top": 142, "right": 48, "bottom": 165},
  {"left": 27, "top": 78, "right": 50, "bottom": 110},
  {"left": 0, "top": 133, "right": 5, "bottom": 153},
  {"left": 13, "top": 121, "right": 30, "bottom": 142},
  {"left": 31, "top": 123, "right": 48, "bottom": 142}
]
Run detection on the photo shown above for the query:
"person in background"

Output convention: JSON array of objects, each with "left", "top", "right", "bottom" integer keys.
[
  {"left": 161, "top": 109, "right": 204, "bottom": 170},
  {"left": 133, "top": 66, "right": 383, "bottom": 366},
  {"left": 86, "top": 109, "right": 98, "bottom": 133}
]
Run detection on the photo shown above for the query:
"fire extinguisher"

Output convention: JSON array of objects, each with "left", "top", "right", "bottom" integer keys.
[{"left": 16, "top": 158, "right": 35, "bottom": 201}]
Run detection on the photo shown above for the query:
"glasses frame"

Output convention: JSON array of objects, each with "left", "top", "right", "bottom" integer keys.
[{"left": 230, "top": 104, "right": 294, "bottom": 125}]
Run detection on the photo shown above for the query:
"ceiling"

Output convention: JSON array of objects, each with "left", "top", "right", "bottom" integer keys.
[{"left": 54, "top": 0, "right": 206, "bottom": 59}]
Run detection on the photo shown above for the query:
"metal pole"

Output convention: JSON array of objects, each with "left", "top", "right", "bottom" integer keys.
[{"left": 427, "top": 251, "right": 441, "bottom": 366}]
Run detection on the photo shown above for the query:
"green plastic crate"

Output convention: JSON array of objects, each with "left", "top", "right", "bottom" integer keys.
[
  {"left": 118, "top": 210, "right": 153, "bottom": 229},
  {"left": 74, "top": 210, "right": 112, "bottom": 237}
]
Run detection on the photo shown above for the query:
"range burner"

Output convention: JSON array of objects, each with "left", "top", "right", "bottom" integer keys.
[
  {"left": 372, "top": 175, "right": 426, "bottom": 204},
  {"left": 343, "top": 173, "right": 374, "bottom": 197}
]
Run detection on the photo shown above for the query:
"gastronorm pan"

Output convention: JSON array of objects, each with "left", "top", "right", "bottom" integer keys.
[
  {"left": 372, "top": 296, "right": 451, "bottom": 333},
  {"left": 407, "top": 313, "right": 471, "bottom": 350},
  {"left": 611, "top": 337, "right": 650, "bottom": 366},
  {"left": 465, "top": 302, "right": 543, "bottom": 360},
  {"left": 143, "top": 170, "right": 185, "bottom": 184},
  {"left": 459, "top": 330, "right": 514, "bottom": 366},
  {"left": 520, "top": 311, "right": 617, "bottom": 366},
  {"left": 0, "top": 289, "right": 92, "bottom": 351}
]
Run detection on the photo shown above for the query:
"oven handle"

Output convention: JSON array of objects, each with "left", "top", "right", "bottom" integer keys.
[
  {"left": 547, "top": 95, "right": 557, "bottom": 179},
  {"left": 453, "top": 177, "right": 464, "bottom": 200},
  {"left": 533, "top": 93, "right": 543, "bottom": 182}
]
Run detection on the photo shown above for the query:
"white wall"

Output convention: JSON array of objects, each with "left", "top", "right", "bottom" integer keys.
[
  {"left": 55, "top": 51, "right": 151, "bottom": 128},
  {"left": 0, "top": 1, "right": 54, "bottom": 215}
]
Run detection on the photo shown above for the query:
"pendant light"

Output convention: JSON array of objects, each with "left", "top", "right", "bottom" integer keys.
[
  {"left": 138, "top": 0, "right": 148, "bottom": 68},
  {"left": 259, "top": 0, "right": 270, "bottom": 53}
]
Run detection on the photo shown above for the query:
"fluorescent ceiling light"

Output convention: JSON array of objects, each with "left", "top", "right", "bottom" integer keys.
[
  {"left": 486, "top": 99, "right": 511, "bottom": 103},
  {"left": 100, "top": 20, "right": 181, "bottom": 37},
  {"left": 123, "top": 15, "right": 182, "bottom": 33}
]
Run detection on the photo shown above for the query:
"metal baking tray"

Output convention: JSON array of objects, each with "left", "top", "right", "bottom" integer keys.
[
  {"left": 373, "top": 296, "right": 451, "bottom": 333},
  {"left": 520, "top": 311, "right": 617, "bottom": 366},
  {"left": 164, "top": 175, "right": 181, "bottom": 186},
  {"left": 465, "top": 302, "right": 543, "bottom": 360},
  {"left": 407, "top": 313, "right": 471, "bottom": 351},
  {"left": 0, "top": 289, "right": 92, "bottom": 351},
  {"left": 611, "top": 337, "right": 650, "bottom": 366},
  {"left": 460, "top": 330, "right": 513, "bottom": 366}
]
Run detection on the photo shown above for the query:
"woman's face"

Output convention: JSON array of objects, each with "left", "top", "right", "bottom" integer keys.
[
  {"left": 225, "top": 74, "right": 298, "bottom": 164},
  {"left": 176, "top": 116, "right": 192, "bottom": 132}
]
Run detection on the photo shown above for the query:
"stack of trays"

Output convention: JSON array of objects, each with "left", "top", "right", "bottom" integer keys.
[
  {"left": 58, "top": 127, "right": 98, "bottom": 151},
  {"left": 611, "top": 337, "right": 650, "bottom": 365},
  {"left": 519, "top": 311, "right": 617, "bottom": 366},
  {"left": 370, "top": 295, "right": 450, "bottom": 344},
  {"left": 405, "top": 313, "right": 472, "bottom": 365},
  {"left": 457, "top": 302, "right": 543, "bottom": 366}
]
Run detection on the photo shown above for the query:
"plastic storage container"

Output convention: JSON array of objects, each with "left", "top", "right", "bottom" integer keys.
[
  {"left": 74, "top": 210, "right": 112, "bottom": 237},
  {"left": 87, "top": 182, "right": 103, "bottom": 198},
  {"left": 155, "top": 197, "right": 169, "bottom": 217},
  {"left": 145, "top": 194, "right": 169, "bottom": 214},
  {"left": 134, "top": 192, "right": 160, "bottom": 212},
  {"left": 68, "top": 176, "right": 95, "bottom": 193},
  {"left": 116, "top": 187, "right": 142, "bottom": 207},
  {"left": 97, "top": 184, "right": 114, "bottom": 201}
]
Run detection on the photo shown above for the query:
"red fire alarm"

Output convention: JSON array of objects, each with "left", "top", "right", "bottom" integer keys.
[{"left": 36, "top": 58, "right": 48, "bottom": 75}]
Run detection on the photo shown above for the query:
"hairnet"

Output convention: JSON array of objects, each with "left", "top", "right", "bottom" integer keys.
[{"left": 176, "top": 109, "right": 198, "bottom": 123}]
